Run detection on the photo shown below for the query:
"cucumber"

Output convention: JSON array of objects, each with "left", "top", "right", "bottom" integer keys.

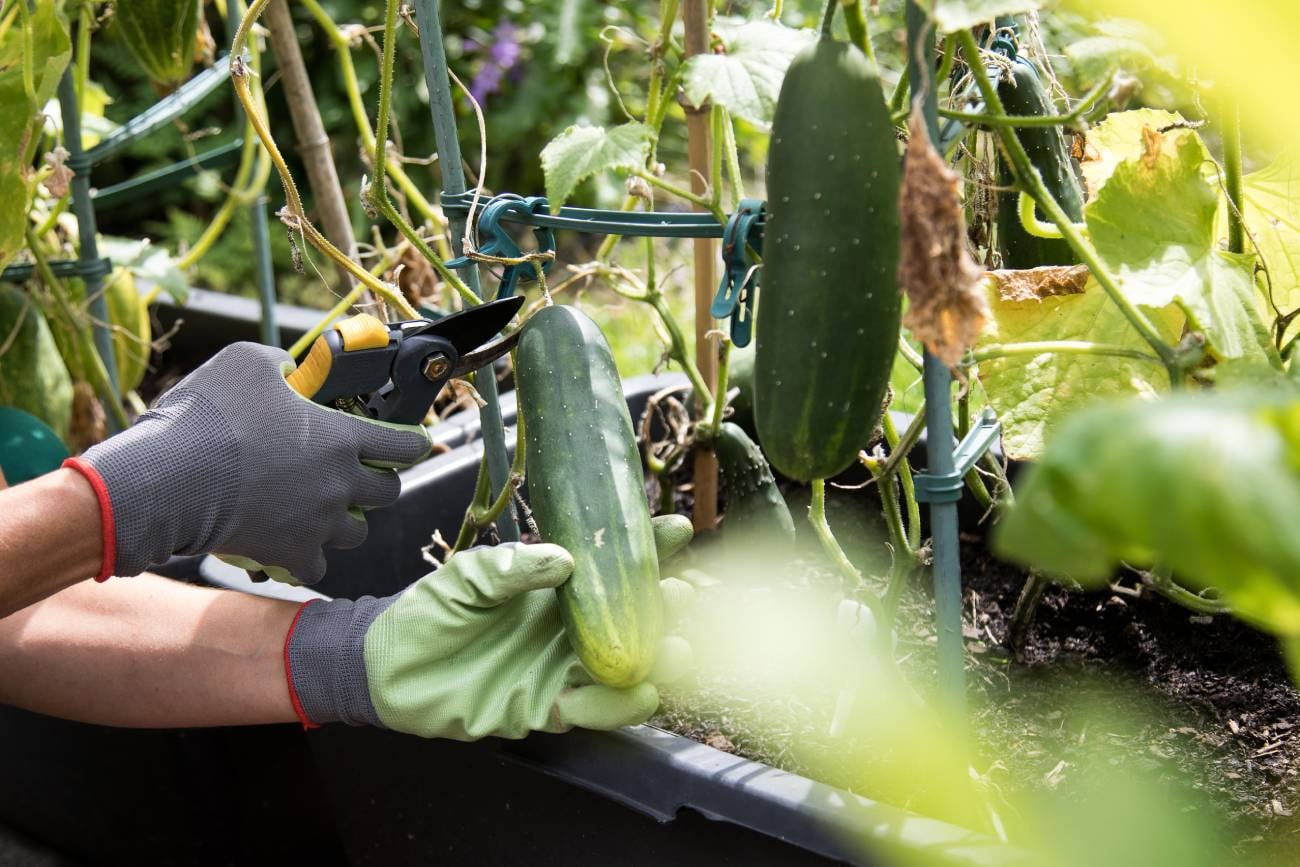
[
  {"left": 0, "top": 287, "right": 73, "bottom": 441},
  {"left": 114, "top": 0, "right": 200, "bottom": 89},
  {"left": 714, "top": 422, "right": 795, "bottom": 550},
  {"left": 995, "top": 54, "right": 1086, "bottom": 268},
  {"left": 755, "top": 38, "right": 901, "bottom": 482},
  {"left": 726, "top": 341, "right": 756, "bottom": 436},
  {"left": 516, "top": 305, "right": 662, "bottom": 688}
]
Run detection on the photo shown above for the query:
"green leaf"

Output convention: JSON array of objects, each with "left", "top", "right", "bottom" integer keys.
[
  {"left": 1079, "top": 108, "right": 1186, "bottom": 197},
  {"left": 540, "top": 121, "right": 654, "bottom": 211},
  {"left": 1086, "top": 132, "right": 1275, "bottom": 365},
  {"left": 0, "top": 1, "right": 71, "bottom": 271},
  {"left": 680, "top": 20, "right": 815, "bottom": 128},
  {"left": 974, "top": 267, "right": 1182, "bottom": 460},
  {"left": 993, "top": 388, "right": 1300, "bottom": 637},
  {"left": 0, "top": 287, "right": 73, "bottom": 440},
  {"left": 1230, "top": 151, "right": 1300, "bottom": 345},
  {"left": 931, "top": 0, "right": 1040, "bottom": 33},
  {"left": 100, "top": 236, "right": 189, "bottom": 304}
]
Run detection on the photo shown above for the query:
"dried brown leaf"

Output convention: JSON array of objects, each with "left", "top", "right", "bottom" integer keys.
[
  {"left": 986, "top": 264, "right": 1090, "bottom": 302},
  {"left": 898, "top": 108, "right": 987, "bottom": 366},
  {"left": 68, "top": 380, "right": 106, "bottom": 454}
]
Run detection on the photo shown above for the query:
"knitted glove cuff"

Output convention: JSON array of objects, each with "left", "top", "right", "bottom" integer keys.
[{"left": 285, "top": 595, "right": 397, "bottom": 728}]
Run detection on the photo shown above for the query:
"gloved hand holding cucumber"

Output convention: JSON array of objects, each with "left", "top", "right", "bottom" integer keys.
[{"left": 0, "top": 300, "right": 694, "bottom": 741}]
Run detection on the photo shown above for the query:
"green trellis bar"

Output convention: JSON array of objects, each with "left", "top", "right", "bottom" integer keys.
[{"left": 411, "top": 0, "right": 519, "bottom": 542}]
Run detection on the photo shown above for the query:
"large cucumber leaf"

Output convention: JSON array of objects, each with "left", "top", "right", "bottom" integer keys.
[
  {"left": 994, "top": 387, "right": 1300, "bottom": 637},
  {"left": 975, "top": 267, "right": 1181, "bottom": 460},
  {"left": 540, "top": 121, "right": 654, "bottom": 210},
  {"left": 1227, "top": 152, "right": 1300, "bottom": 346},
  {"left": 1086, "top": 131, "right": 1275, "bottom": 366},
  {"left": 680, "top": 19, "right": 815, "bottom": 129}
]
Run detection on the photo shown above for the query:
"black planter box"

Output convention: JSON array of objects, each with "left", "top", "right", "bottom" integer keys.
[{"left": 1, "top": 374, "right": 1020, "bottom": 867}]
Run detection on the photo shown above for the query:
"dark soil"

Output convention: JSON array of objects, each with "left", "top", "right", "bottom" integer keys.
[{"left": 649, "top": 470, "right": 1300, "bottom": 856}]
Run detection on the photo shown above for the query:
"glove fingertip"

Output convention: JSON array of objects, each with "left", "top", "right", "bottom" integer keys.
[
  {"left": 558, "top": 682, "right": 660, "bottom": 732},
  {"left": 651, "top": 514, "right": 694, "bottom": 561}
]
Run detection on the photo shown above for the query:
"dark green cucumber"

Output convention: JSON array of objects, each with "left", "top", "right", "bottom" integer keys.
[
  {"left": 714, "top": 422, "right": 795, "bottom": 549},
  {"left": 995, "top": 55, "right": 1086, "bottom": 268},
  {"left": 755, "top": 37, "right": 901, "bottom": 482},
  {"left": 516, "top": 305, "right": 661, "bottom": 688},
  {"left": 726, "top": 341, "right": 757, "bottom": 436}
]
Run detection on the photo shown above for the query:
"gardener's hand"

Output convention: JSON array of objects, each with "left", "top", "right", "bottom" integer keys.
[
  {"left": 284, "top": 515, "right": 695, "bottom": 740},
  {"left": 65, "top": 342, "right": 431, "bottom": 585}
]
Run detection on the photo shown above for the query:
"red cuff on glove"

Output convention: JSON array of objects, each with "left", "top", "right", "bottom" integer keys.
[
  {"left": 283, "top": 600, "right": 322, "bottom": 730},
  {"left": 62, "top": 457, "right": 115, "bottom": 583}
]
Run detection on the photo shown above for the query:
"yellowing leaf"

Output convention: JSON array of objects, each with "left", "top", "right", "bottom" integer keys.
[
  {"left": 1233, "top": 152, "right": 1300, "bottom": 344},
  {"left": 974, "top": 268, "right": 1181, "bottom": 460},
  {"left": 1079, "top": 108, "right": 1186, "bottom": 198},
  {"left": 1086, "top": 133, "right": 1275, "bottom": 365},
  {"left": 931, "top": 0, "right": 1041, "bottom": 33}
]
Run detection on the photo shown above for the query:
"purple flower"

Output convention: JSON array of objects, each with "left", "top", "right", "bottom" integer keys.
[{"left": 469, "top": 21, "right": 525, "bottom": 105}]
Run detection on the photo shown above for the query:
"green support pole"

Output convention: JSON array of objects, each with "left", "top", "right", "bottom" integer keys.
[
  {"left": 410, "top": 0, "right": 519, "bottom": 542},
  {"left": 58, "top": 68, "right": 122, "bottom": 433},
  {"left": 251, "top": 195, "right": 281, "bottom": 346},
  {"left": 907, "top": 0, "right": 966, "bottom": 717}
]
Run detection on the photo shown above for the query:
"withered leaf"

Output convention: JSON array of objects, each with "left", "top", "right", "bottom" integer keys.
[{"left": 898, "top": 108, "right": 987, "bottom": 366}]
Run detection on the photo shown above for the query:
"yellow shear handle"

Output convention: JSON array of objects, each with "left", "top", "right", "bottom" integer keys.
[{"left": 284, "top": 314, "right": 390, "bottom": 400}]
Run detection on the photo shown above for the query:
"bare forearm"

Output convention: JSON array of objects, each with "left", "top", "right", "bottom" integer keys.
[
  {"left": 0, "top": 468, "right": 104, "bottom": 617},
  {"left": 0, "top": 574, "right": 299, "bottom": 728}
]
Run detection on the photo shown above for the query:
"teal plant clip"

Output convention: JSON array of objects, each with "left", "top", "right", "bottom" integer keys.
[
  {"left": 446, "top": 194, "right": 557, "bottom": 299},
  {"left": 710, "top": 198, "right": 765, "bottom": 347},
  {"left": 914, "top": 409, "right": 1001, "bottom": 503}
]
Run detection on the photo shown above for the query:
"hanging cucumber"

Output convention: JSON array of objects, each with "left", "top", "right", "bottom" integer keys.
[
  {"left": 713, "top": 422, "right": 795, "bottom": 549},
  {"left": 516, "top": 305, "right": 662, "bottom": 688},
  {"left": 726, "top": 341, "right": 757, "bottom": 437},
  {"left": 994, "top": 52, "right": 1086, "bottom": 268},
  {"left": 755, "top": 37, "right": 901, "bottom": 482}
]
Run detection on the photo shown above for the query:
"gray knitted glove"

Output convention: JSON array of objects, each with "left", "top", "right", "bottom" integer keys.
[{"left": 66, "top": 342, "right": 432, "bottom": 584}]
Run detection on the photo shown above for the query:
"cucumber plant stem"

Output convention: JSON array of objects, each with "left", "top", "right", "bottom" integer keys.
[
  {"left": 229, "top": 0, "right": 419, "bottom": 320},
  {"left": 1223, "top": 97, "right": 1245, "bottom": 256},
  {"left": 809, "top": 479, "right": 883, "bottom": 621},
  {"left": 839, "top": 0, "right": 878, "bottom": 73},
  {"left": 370, "top": 0, "right": 478, "bottom": 307},
  {"left": 881, "top": 411, "right": 920, "bottom": 551},
  {"left": 939, "top": 74, "right": 1111, "bottom": 128},
  {"left": 954, "top": 28, "right": 1180, "bottom": 384}
]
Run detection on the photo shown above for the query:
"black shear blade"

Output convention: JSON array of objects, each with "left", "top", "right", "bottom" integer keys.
[{"left": 421, "top": 295, "right": 523, "bottom": 358}]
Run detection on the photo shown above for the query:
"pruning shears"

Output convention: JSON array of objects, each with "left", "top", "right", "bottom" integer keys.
[{"left": 285, "top": 295, "right": 524, "bottom": 426}]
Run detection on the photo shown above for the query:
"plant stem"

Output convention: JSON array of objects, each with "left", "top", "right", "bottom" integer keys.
[
  {"left": 882, "top": 411, "right": 920, "bottom": 550},
  {"left": 287, "top": 285, "right": 367, "bottom": 358},
  {"left": 879, "top": 403, "right": 925, "bottom": 481},
  {"left": 720, "top": 108, "right": 745, "bottom": 206},
  {"left": 1008, "top": 572, "right": 1046, "bottom": 653},
  {"left": 1222, "top": 97, "right": 1245, "bottom": 256},
  {"left": 229, "top": 0, "right": 419, "bottom": 320},
  {"left": 969, "top": 341, "right": 1161, "bottom": 364},
  {"left": 954, "top": 29, "right": 1179, "bottom": 384},
  {"left": 704, "top": 337, "right": 731, "bottom": 437},
  {"left": 370, "top": 0, "right": 477, "bottom": 307},
  {"left": 839, "top": 0, "right": 877, "bottom": 73},
  {"left": 633, "top": 169, "right": 723, "bottom": 221},
  {"left": 648, "top": 290, "right": 711, "bottom": 400},
  {"left": 809, "top": 479, "right": 883, "bottom": 620},
  {"left": 939, "top": 74, "right": 1111, "bottom": 128},
  {"left": 452, "top": 403, "right": 527, "bottom": 552},
  {"left": 298, "top": 0, "right": 442, "bottom": 230},
  {"left": 819, "top": 0, "right": 838, "bottom": 37}
]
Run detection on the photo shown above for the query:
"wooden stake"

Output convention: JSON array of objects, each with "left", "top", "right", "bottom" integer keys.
[{"left": 683, "top": 0, "right": 718, "bottom": 533}]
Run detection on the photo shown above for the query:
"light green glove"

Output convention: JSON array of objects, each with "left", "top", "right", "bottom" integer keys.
[{"left": 285, "top": 515, "right": 694, "bottom": 740}]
